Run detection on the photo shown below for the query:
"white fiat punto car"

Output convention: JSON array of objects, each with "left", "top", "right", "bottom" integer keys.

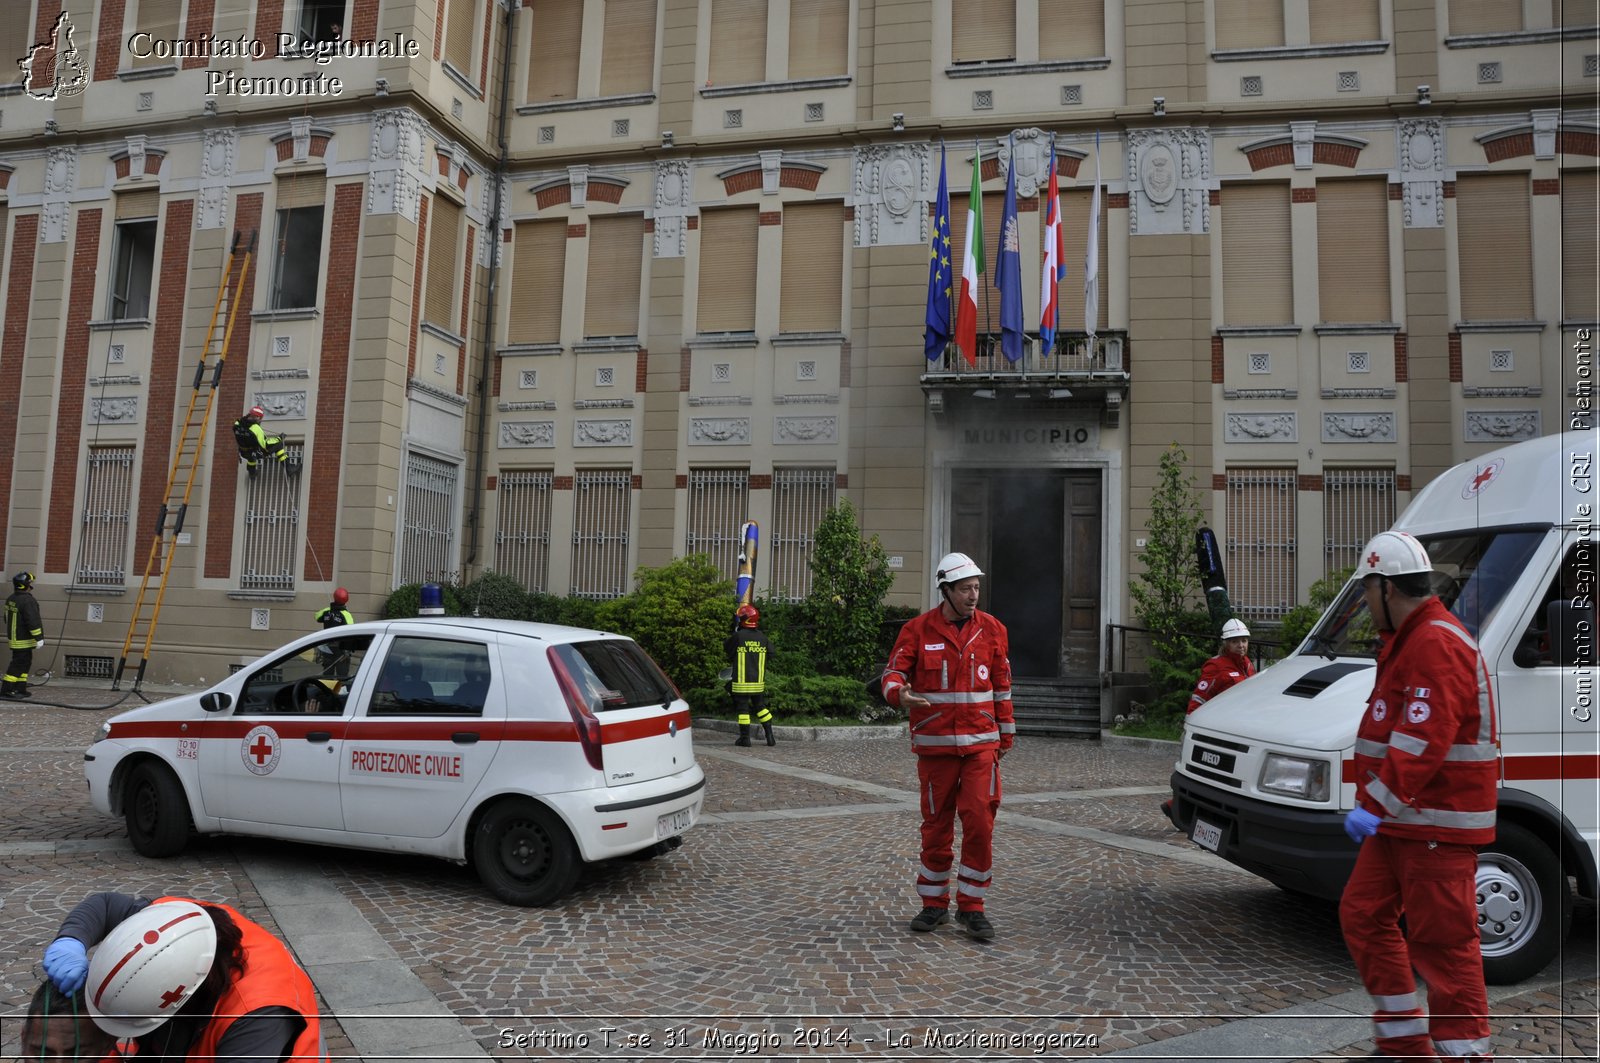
[{"left": 85, "top": 618, "right": 704, "bottom": 905}]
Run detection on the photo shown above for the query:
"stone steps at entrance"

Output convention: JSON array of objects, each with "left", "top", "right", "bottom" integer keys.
[{"left": 1009, "top": 678, "right": 1101, "bottom": 739}]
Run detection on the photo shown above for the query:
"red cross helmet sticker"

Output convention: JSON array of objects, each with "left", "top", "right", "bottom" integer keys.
[
  {"left": 241, "top": 724, "right": 281, "bottom": 776},
  {"left": 1461, "top": 458, "right": 1504, "bottom": 499}
]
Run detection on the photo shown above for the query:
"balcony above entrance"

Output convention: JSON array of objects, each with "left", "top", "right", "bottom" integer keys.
[{"left": 921, "top": 331, "right": 1130, "bottom": 426}]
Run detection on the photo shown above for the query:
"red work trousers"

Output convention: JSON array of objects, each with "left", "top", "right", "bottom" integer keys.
[
  {"left": 915, "top": 750, "right": 1001, "bottom": 913},
  {"left": 1339, "top": 834, "right": 1492, "bottom": 1062}
]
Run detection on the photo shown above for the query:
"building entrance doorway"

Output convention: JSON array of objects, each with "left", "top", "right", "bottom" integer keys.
[{"left": 949, "top": 469, "right": 1102, "bottom": 677}]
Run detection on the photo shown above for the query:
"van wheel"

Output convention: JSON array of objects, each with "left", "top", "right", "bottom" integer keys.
[
  {"left": 124, "top": 762, "right": 191, "bottom": 858},
  {"left": 473, "top": 800, "right": 581, "bottom": 906},
  {"left": 1478, "top": 821, "right": 1572, "bottom": 984}
]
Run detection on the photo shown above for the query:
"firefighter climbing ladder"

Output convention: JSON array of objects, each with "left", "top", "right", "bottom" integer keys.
[{"left": 114, "top": 229, "right": 257, "bottom": 692}]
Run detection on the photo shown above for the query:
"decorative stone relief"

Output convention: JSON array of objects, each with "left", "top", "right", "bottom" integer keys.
[
  {"left": 123, "top": 135, "right": 147, "bottom": 179},
  {"left": 1531, "top": 109, "right": 1558, "bottom": 160},
  {"left": 1225, "top": 411, "right": 1297, "bottom": 442},
  {"left": 40, "top": 146, "right": 76, "bottom": 243},
  {"left": 567, "top": 164, "right": 589, "bottom": 208},
  {"left": 89, "top": 397, "right": 139, "bottom": 424},
  {"left": 479, "top": 174, "right": 511, "bottom": 267},
  {"left": 851, "top": 143, "right": 929, "bottom": 248},
  {"left": 1290, "top": 121, "right": 1315, "bottom": 169},
  {"left": 1126, "top": 128, "right": 1210, "bottom": 236},
  {"left": 500, "top": 421, "right": 556, "bottom": 447},
  {"left": 197, "top": 130, "right": 236, "bottom": 229},
  {"left": 1465, "top": 410, "right": 1539, "bottom": 442},
  {"left": 760, "top": 150, "right": 783, "bottom": 195},
  {"left": 1322, "top": 412, "right": 1395, "bottom": 442},
  {"left": 574, "top": 419, "right": 633, "bottom": 446},
  {"left": 251, "top": 391, "right": 307, "bottom": 419},
  {"left": 1397, "top": 119, "right": 1444, "bottom": 229},
  {"left": 653, "top": 159, "right": 692, "bottom": 258},
  {"left": 689, "top": 417, "right": 751, "bottom": 444},
  {"left": 997, "top": 129, "right": 1053, "bottom": 198},
  {"left": 288, "top": 116, "right": 313, "bottom": 163},
  {"left": 773, "top": 416, "right": 837, "bottom": 444},
  {"left": 40, "top": 200, "right": 69, "bottom": 244},
  {"left": 369, "top": 108, "right": 427, "bottom": 221}
]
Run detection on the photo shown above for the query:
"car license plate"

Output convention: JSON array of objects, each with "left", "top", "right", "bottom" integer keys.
[
  {"left": 656, "top": 804, "right": 694, "bottom": 839},
  {"left": 1191, "top": 817, "right": 1224, "bottom": 853}
]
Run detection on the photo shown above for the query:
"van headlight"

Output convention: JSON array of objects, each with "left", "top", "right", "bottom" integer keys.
[{"left": 1259, "top": 754, "right": 1330, "bottom": 801}]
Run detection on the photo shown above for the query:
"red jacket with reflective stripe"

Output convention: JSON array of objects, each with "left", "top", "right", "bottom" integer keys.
[
  {"left": 882, "top": 607, "right": 1013, "bottom": 756},
  {"left": 1187, "top": 652, "right": 1255, "bottom": 714},
  {"left": 1352, "top": 597, "right": 1499, "bottom": 844}
]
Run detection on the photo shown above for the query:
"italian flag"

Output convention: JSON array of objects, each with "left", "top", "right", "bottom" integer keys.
[{"left": 953, "top": 144, "right": 985, "bottom": 366}]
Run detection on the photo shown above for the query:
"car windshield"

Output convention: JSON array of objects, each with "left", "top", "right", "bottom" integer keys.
[
  {"left": 1302, "top": 528, "right": 1545, "bottom": 658},
  {"left": 550, "top": 640, "right": 675, "bottom": 713}
]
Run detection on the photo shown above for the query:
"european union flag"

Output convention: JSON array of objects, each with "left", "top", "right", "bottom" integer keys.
[{"left": 923, "top": 144, "right": 953, "bottom": 361}]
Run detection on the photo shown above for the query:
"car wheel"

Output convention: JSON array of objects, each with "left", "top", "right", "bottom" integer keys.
[
  {"left": 1478, "top": 821, "right": 1572, "bottom": 985},
  {"left": 472, "top": 800, "right": 581, "bottom": 906},
  {"left": 124, "top": 761, "right": 191, "bottom": 858}
]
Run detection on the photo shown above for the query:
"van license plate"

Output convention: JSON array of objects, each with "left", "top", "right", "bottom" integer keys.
[
  {"left": 1191, "top": 818, "right": 1223, "bottom": 853},
  {"left": 656, "top": 805, "right": 694, "bottom": 839}
]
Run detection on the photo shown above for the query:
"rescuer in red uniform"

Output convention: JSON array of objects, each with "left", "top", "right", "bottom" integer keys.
[
  {"left": 1339, "top": 531, "right": 1497, "bottom": 1063},
  {"left": 1187, "top": 617, "right": 1255, "bottom": 714},
  {"left": 881, "top": 552, "right": 1014, "bottom": 941}
]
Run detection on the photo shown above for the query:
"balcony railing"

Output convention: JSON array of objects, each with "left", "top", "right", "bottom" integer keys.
[{"left": 922, "top": 330, "right": 1128, "bottom": 381}]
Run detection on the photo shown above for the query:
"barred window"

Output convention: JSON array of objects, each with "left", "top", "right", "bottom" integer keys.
[
  {"left": 685, "top": 468, "right": 750, "bottom": 582},
  {"left": 769, "top": 467, "right": 836, "bottom": 601},
  {"left": 495, "top": 470, "right": 554, "bottom": 592},
  {"left": 79, "top": 445, "right": 136, "bottom": 585},
  {"left": 241, "top": 443, "right": 304, "bottom": 591},
  {"left": 1323, "top": 468, "right": 1396, "bottom": 579},
  {"left": 1225, "top": 467, "right": 1297, "bottom": 619},
  {"left": 398, "top": 451, "right": 459, "bottom": 586},
  {"left": 571, "top": 468, "right": 632, "bottom": 599}
]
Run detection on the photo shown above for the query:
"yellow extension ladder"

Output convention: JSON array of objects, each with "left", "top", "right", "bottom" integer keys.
[{"left": 114, "top": 229, "right": 256, "bottom": 691}]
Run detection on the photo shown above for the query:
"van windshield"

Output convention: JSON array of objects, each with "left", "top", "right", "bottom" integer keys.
[{"left": 1302, "top": 528, "right": 1545, "bottom": 658}]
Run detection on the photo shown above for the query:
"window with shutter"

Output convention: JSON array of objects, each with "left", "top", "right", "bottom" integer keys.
[
  {"left": 600, "top": 0, "right": 657, "bottom": 96},
  {"left": 134, "top": 0, "right": 183, "bottom": 67},
  {"left": 1561, "top": 171, "right": 1598, "bottom": 322},
  {"left": 528, "top": 0, "right": 582, "bottom": 101},
  {"left": 1057, "top": 187, "right": 1108, "bottom": 330},
  {"left": 445, "top": 0, "right": 476, "bottom": 74},
  {"left": 709, "top": 0, "right": 767, "bottom": 85},
  {"left": 1214, "top": 0, "right": 1284, "bottom": 49},
  {"left": 1039, "top": 0, "right": 1105, "bottom": 61},
  {"left": 697, "top": 208, "right": 758, "bottom": 333},
  {"left": 1316, "top": 179, "right": 1390, "bottom": 324},
  {"left": 426, "top": 196, "right": 462, "bottom": 328},
  {"left": 1221, "top": 183, "right": 1293, "bottom": 326},
  {"left": 952, "top": 0, "right": 1016, "bottom": 62},
  {"left": 1308, "top": 0, "right": 1380, "bottom": 43},
  {"left": 788, "top": 0, "right": 848, "bottom": 79},
  {"left": 585, "top": 214, "right": 644, "bottom": 338},
  {"left": 949, "top": 191, "right": 1004, "bottom": 333},
  {"left": 1447, "top": 0, "right": 1521, "bottom": 34},
  {"left": 0, "top": 5, "right": 31, "bottom": 85},
  {"left": 1456, "top": 173, "right": 1533, "bottom": 321},
  {"left": 779, "top": 203, "right": 844, "bottom": 333},
  {"left": 509, "top": 220, "right": 566, "bottom": 344}
]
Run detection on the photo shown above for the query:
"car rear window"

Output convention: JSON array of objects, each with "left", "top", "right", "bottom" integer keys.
[{"left": 550, "top": 640, "right": 673, "bottom": 713}]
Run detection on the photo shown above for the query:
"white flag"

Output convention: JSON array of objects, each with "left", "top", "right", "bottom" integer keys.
[{"left": 1084, "top": 132, "right": 1102, "bottom": 342}]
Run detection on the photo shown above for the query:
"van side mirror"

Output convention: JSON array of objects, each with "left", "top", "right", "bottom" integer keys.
[
  {"left": 199, "top": 691, "right": 232, "bottom": 713},
  {"left": 1547, "top": 601, "right": 1596, "bottom": 669}
]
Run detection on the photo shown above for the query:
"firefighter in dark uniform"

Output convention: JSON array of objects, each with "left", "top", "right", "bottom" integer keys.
[
  {"left": 315, "top": 587, "right": 353, "bottom": 629},
  {"left": 232, "top": 406, "right": 293, "bottom": 478},
  {"left": 725, "top": 604, "right": 775, "bottom": 747},
  {"left": 5, "top": 571, "right": 45, "bottom": 698}
]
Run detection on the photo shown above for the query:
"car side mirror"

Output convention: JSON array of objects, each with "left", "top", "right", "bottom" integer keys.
[{"left": 199, "top": 691, "right": 232, "bottom": 713}]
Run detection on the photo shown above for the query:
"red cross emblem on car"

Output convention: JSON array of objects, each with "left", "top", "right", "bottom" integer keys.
[{"left": 241, "top": 725, "right": 281, "bottom": 775}]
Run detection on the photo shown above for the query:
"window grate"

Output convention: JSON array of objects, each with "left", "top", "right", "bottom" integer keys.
[
  {"left": 571, "top": 468, "right": 631, "bottom": 599},
  {"left": 495, "top": 470, "right": 554, "bottom": 592},
  {"left": 1323, "top": 468, "right": 1395, "bottom": 580},
  {"left": 79, "top": 445, "right": 136, "bottom": 585},
  {"left": 685, "top": 468, "right": 750, "bottom": 582},
  {"left": 241, "top": 443, "right": 303, "bottom": 590},
  {"left": 66, "top": 655, "right": 115, "bottom": 679},
  {"left": 1225, "top": 467, "right": 1297, "bottom": 619},
  {"left": 399, "top": 451, "right": 460, "bottom": 586},
  {"left": 769, "top": 467, "right": 836, "bottom": 602}
]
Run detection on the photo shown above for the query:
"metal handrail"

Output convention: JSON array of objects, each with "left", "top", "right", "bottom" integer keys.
[{"left": 1104, "top": 621, "right": 1284, "bottom": 675}]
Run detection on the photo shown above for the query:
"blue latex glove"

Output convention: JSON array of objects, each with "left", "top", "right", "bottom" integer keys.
[
  {"left": 1344, "top": 807, "right": 1381, "bottom": 844},
  {"left": 43, "top": 936, "right": 88, "bottom": 994}
]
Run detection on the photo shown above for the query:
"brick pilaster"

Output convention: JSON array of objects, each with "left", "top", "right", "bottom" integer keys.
[
  {"left": 0, "top": 215, "right": 39, "bottom": 560},
  {"left": 204, "top": 194, "right": 264, "bottom": 579},
  {"left": 303, "top": 183, "right": 362, "bottom": 582},
  {"left": 46, "top": 210, "right": 103, "bottom": 572},
  {"left": 135, "top": 199, "right": 196, "bottom": 577}
]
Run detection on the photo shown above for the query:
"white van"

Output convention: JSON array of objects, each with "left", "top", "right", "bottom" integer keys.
[{"left": 1166, "top": 432, "right": 1596, "bottom": 984}]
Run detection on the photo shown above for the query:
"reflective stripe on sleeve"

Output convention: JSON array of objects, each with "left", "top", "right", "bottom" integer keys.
[{"left": 1390, "top": 731, "right": 1428, "bottom": 757}]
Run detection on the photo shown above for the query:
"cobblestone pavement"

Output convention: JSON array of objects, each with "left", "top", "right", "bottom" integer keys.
[{"left": 2, "top": 685, "right": 1595, "bottom": 1060}]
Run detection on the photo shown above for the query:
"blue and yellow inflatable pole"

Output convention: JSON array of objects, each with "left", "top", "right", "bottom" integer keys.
[{"left": 734, "top": 521, "right": 760, "bottom": 605}]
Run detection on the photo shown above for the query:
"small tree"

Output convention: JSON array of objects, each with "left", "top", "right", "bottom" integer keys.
[
  {"left": 1130, "top": 445, "right": 1212, "bottom": 721},
  {"left": 622, "top": 554, "right": 735, "bottom": 692},
  {"left": 804, "top": 499, "right": 895, "bottom": 679}
]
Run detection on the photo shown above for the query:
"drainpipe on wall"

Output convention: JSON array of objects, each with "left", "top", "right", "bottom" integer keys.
[{"left": 464, "top": 0, "right": 517, "bottom": 576}]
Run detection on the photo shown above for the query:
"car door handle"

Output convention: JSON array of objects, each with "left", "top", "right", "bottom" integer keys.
[
  {"left": 305, "top": 732, "right": 332, "bottom": 743},
  {"left": 451, "top": 732, "right": 480, "bottom": 744}
]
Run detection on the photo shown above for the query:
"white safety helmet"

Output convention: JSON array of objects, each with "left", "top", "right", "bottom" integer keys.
[
  {"left": 1354, "top": 531, "right": 1434, "bottom": 580},
  {"left": 87, "top": 901, "right": 217, "bottom": 1038},
  {"left": 1220, "top": 618, "right": 1250, "bottom": 640},
  {"left": 934, "top": 552, "right": 983, "bottom": 588}
]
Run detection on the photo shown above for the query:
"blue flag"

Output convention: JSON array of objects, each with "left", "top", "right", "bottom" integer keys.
[
  {"left": 995, "top": 134, "right": 1024, "bottom": 363},
  {"left": 923, "top": 144, "right": 953, "bottom": 361}
]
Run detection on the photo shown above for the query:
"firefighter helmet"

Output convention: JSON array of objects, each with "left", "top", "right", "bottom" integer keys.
[
  {"left": 934, "top": 552, "right": 983, "bottom": 588},
  {"left": 332, "top": 587, "right": 349, "bottom": 606},
  {"left": 1355, "top": 531, "right": 1434, "bottom": 580},
  {"left": 85, "top": 900, "right": 217, "bottom": 1038},
  {"left": 735, "top": 604, "right": 760, "bottom": 628},
  {"left": 11, "top": 571, "right": 33, "bottom": 590},
  {"left": 1220, "top": 618, "right": 1250, "bottom": 640}
]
